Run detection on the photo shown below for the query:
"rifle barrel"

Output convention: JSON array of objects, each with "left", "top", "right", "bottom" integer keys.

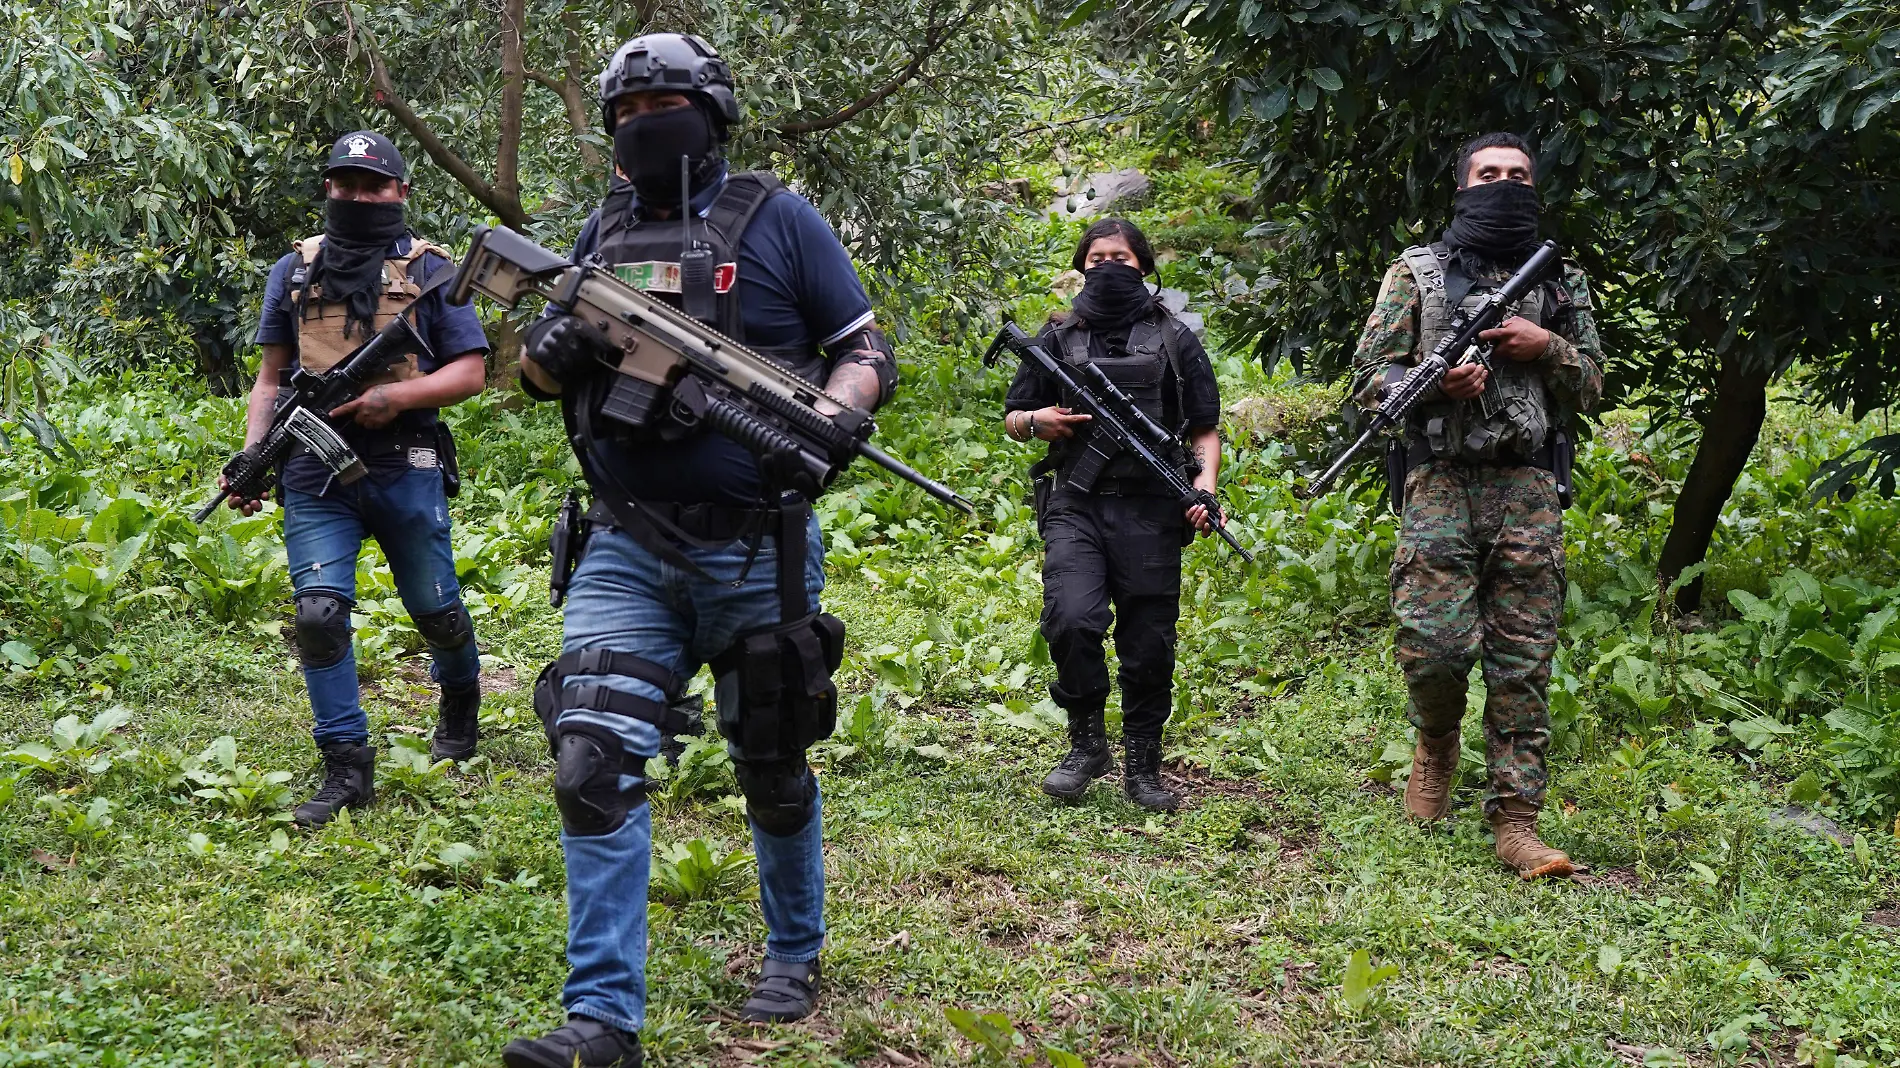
[
  {"left": 858, "top": 441, "right": 975, "bottom": 514},
  {"left": 191, "top": 489, "right": 230, "bottom": 524}
]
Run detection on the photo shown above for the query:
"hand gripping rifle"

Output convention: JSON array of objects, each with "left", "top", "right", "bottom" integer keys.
[
  {"left": 1296, "top": 239, "right": 1562, "bottom": 501},
  {"left": 193, "top": 295, "right": 440, "bottom": 523},
  {"left": 983, "top": 321, "right": 1252, "bottom": 565},
  {"left": 448, "top": 225, "right": 974, "bottom": 514}
]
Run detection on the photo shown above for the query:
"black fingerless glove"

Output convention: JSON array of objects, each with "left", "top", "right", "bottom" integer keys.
[{"left": 523, "top": 314, "right": 613, "bottom": 388}]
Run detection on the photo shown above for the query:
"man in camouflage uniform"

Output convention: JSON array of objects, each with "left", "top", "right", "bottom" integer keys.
[{"left": 1351, "top": 132, "right": 1603, "bottom": 879}]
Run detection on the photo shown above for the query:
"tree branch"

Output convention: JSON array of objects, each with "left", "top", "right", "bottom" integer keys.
[
  {"left": 525, "top": 10, "right": 605, "bottom": 171},
  {"left": 775, "top": 3, "right": 975, "bottom": 136},
  {"left": 360, "top": 29, "right": 531, "bottom": 229}
]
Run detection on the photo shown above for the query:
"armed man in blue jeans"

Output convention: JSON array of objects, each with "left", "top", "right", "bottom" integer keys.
[
  {"left": 228, "top": 131, "right": 489, "bottom": 828},
  {"left": 500, "top": 34, "right": 898, "bottom": 1068}
]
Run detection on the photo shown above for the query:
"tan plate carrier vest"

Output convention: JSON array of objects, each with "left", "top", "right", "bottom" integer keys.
[{"left": 286, "top": 236, "right": 449, "bottom": 385}]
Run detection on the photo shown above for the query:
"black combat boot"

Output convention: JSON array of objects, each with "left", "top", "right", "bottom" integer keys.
[
  {"left": 1041, "top": 708, "right": 1112, "bottom": 800},
  {"left": 430, "top": 680, "right": 481, "bottom": 762},
  {"left": 739, "top": 958, "right": 821, "bottom": 1023},
  {"left": 502, "top": 1015, "right": 642, "bottom": 1068},
  {"left": 1122, "top": 737, "right": 1179, "bottom": 812},
  {"left": 292, "top": 742, "right": 376, "bottom": 828}
]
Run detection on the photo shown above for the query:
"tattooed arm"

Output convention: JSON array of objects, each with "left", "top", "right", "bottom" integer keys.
[
  {"left": 821, "top": 323, "right": 899, "bottom": 414},
  {"left": 1184, "top": 425, "right": 1222, "bottom": 533}
]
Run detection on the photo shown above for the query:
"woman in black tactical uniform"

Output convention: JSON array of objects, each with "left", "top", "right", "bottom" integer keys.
[{"left": 1003, "top": 218, "right": 1223, "bottom": 812}]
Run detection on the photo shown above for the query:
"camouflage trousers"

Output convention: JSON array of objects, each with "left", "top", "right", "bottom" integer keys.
[{"left": 1391, "top": 461, "right": 1565, "bottom": 812}]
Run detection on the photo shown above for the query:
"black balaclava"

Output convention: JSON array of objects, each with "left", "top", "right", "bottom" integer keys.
[
  {"left": 1442, "top": 179, "right": 1542, "bottom": 268},
  {"left": 1070, "top": 261, "right": 1154, "bottom": 332},
  {"left": 614, "top": 103, "right": 721, "bottom": 208},
  {"left": 317, "top": 198, "right": 407, "bottom": 339}
]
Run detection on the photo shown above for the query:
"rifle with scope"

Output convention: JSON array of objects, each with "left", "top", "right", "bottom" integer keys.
[
  {"left": 1296, "top": 239, "right": 1563, "bottom": 501},
  {"left": 983, "top": 321, "right": 1252, "bottom": 565}
]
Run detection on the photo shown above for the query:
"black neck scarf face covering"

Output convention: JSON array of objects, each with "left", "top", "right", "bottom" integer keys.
[
  {"left": 1070, "top": 261, "right": 1154, "bottom": 332},
  {"left": 614, "top": 104, "right": 720, "bottom": 210},
  {"left": 318, "top": 198, "right": 407, "bottom": 339},
  {"left": 1442, "top": 180, "right": 1542, "bottom": 268}
]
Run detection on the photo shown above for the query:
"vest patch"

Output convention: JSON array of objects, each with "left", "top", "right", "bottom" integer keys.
[{"left": 612, "top": 261, "right": 738, "bottom": 295}]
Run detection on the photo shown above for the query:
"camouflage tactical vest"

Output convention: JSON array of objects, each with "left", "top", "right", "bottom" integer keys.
[
  {"left": 1399, "top": 243, "right": 1554, "bottom": 462},
  {"left": 286, "top": 235, "right": 448, "bottom": 384}
]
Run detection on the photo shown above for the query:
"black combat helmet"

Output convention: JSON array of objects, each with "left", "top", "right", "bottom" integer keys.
[{"left": 597, "top": 33, "right": 740, "bottom": 138}]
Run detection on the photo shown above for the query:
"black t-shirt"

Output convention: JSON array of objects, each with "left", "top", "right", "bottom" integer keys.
[{"left": 1003, "top": 311, "right": 1222, "bottom": 432}]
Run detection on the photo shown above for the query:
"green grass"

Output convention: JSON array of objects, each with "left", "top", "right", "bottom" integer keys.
[{"left": 3, "top": 525, "right": 1899, "bottom": 1065}]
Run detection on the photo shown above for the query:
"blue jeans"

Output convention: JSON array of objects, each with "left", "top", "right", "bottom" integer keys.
[
  {"left": 558, "top": 515, "right": 827, "bottom": 1033},
  {"left": 283, "top": 467, "right": 480, "bottom": 746}
]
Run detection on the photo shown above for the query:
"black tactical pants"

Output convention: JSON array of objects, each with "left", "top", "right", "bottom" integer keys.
[{"left": 1039, "top": 489, "right": 1184, "bottom": 741}]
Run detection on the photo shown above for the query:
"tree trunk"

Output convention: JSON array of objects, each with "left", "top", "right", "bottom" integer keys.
[
  {"left": 496, "top": 0, "right": 526, "bottom": 206},
  {"left": 489, "top": 313, "right": 524, "bottom": 390},
  {"left": 1656, "top": 354, "right": 1771, "bottom": 614}
]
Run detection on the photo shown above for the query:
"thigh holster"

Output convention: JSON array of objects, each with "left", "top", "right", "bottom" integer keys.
[
  {"left": 532, "top": 648, "right": 696, "bottom": 757},
  {"left": 709, "top": 611, "right": 845, "bottom": 764}
]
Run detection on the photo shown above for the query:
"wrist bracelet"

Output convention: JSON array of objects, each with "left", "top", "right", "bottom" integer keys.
[{"left": 1027, "top": 413, "right": 1039, "bottom": 439}]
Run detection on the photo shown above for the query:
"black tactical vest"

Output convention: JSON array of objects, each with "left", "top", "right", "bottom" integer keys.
[
  {"left": 593, "top": 171, "right": 822, "bottom": 382},
  {"left": 1047, "top": 307, "right": 1190, "bottom": 485}
]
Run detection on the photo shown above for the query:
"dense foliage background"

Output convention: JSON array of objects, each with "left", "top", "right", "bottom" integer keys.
[{"left": 3, "top": 1, "right": 1900, "bottom": 1065}]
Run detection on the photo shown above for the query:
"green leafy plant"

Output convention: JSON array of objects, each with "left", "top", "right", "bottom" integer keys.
[
  {"left": 184, "top": 735, "right": 294, "bottom": 819},
  {"left": 3, "top": 704, "right": 131, "bottom": 780},
  {"left": 650, "top": 838, "right": 757, "bottom": 905},
  {"left": 379, "top": 735, "right": 457, "bottom": 803},
  {"left": 1339, "top": 947, "right": 1398, "bottom": 1014}
]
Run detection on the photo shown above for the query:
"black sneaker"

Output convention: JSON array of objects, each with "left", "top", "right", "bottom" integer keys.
[
  {"left": 292, "top": 742, "right": 376, "bottom": 828},
  {"left": 430, "top": 680, "right": 481, "bottom": 762},
  {"left": 502, "top": 1015, "right": 642, "bottom": 1068},
  {"left": 739, "top": 958, "right": 821, "bottom": 1023}
]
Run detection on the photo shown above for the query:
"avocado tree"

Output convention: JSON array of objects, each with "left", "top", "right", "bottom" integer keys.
[
  {"left": 3, "top": 0, "right": 1047, "bottom": 383},
  {"left": 1136, "top": 0, "right": 1900, "bottom": 611}
]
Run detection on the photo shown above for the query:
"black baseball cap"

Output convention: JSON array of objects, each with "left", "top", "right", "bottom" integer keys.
[{"left": 323, "top": 130, "right": 406, "bottom": 181}]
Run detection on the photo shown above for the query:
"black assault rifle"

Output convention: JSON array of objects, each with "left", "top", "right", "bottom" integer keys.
[
  {"left": 193, "top": 300, "right": 438, "bottom": 523},
  {"left": 983, "top": 321, "right": 1253, "bottom": 565},
  {"left": 1296, "top": 239, "right": 1562, "bottom": 500},
  {"left": 448, "top": 225, "right": 974, "bottom": 515}
]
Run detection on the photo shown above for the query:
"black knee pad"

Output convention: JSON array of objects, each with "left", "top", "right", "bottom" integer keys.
[
  {"left": 414, "top": 602, "right": 475, "bottom": 651},
  {"left": 553, "top": 721, "right": 646, "bottom": 837},
  {"left": 293, "top": 592, "right": 353, "bottom": 669},
  {"left": 733, "top": 757, "right": 818, "bottom": 837}
]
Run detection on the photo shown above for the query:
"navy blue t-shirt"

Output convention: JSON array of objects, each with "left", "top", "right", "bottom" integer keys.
[
  {"left": 556, "top": 171, "right": 876, "bottom": 505},
  {"left": 255, "top": 234, "right": 489, "bottom": 495}
]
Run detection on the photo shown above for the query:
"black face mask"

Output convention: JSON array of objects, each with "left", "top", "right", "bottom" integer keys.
[
  {"left": 614, "top": 105, "right": 720, "bottom": 208},
  {"left": 318, "top": 198, "right": 407, "bottom": 339},
  {"left": 1442, "top": 180, "right": 1542, "bottom": 267},
  {"left": 1070, "top": 261, "right": 1153, "bottom": 331}
]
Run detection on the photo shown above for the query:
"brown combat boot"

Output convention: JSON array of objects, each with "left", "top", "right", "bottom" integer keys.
[
  {"left": 1488, "top": 797, "right": 1574, "bottom": 880},
  {"left": 1403, "top": 729, "right": 1460, "bottom": 821}
]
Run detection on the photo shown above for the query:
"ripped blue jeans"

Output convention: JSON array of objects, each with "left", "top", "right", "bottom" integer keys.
[{"left": 282, "top": 467, "right": 479, "bottom": 746}]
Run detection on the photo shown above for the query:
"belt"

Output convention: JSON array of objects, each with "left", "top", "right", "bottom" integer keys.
[
  {"left": 584, "top": 498, "right": 776, "bottom": 542},
  {"left": 1066, "top": 476, "right": 1171, "bottom": 497}
]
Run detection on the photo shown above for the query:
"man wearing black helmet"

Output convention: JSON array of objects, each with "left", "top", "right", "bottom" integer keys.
[
  {"left": 501, "top": 33, "right": 896, "bottom": 1068},
  {"left": 232, "top": 131, "right": 488, "bottom": 830}
]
